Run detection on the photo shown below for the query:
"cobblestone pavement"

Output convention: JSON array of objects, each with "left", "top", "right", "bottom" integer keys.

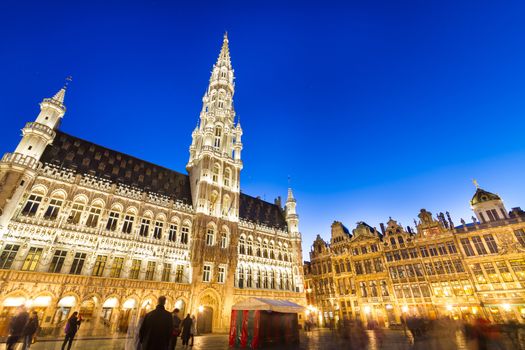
[{"left": 14, "top": 328, "right": 523, "bottom": 349}]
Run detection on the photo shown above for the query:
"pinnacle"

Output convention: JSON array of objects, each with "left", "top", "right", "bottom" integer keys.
[
  {"left": 216, "top": 32, "right": 232, "bottom": 68},
  {"left": 51, "top": 87, "right": 66, "bottom": 104},
  {"left": 287, "top": 188, "right": 296, "bottom": 201}
]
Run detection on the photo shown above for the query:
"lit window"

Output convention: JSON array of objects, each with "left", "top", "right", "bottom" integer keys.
[
  {"left": 203, "top": 265, "right": 211, "bottom": 282},
  {"left": 110, "top": 257, "right": 124, "bottom": 278},
  {"left": 92, "top": 255, "right": 107, "bottom": 277},
  {"left": 130, "top": 259, "right": 141, "bottom": 279},
  {"left": 145, "top": 261, "right": 156, "bottom": 280},
  {"left": 21, "top": 247, "right": 43, "bottom": 271},
  {"left": 224, "top": 168, "right": 231, "bottom": 187},
  {"left": 212, "top": 164, "right": 220, "bottom": 182}
]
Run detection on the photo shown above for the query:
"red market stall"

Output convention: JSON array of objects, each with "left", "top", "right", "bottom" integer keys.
[{"left": 229, "top": 298, "right": 304, "bottom": 348}]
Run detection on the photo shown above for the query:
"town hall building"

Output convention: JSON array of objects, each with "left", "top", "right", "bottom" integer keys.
[{"left": 0, "top": 34, "right": 306, "bottom": 336}]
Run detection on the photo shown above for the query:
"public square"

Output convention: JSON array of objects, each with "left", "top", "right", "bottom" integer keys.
[{"left": 16, "top": 328, "right": 523, "bottom": 350}]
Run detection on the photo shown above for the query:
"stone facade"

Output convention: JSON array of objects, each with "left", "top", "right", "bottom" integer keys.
[
  {"left": 0, "top": 34, "right": 306, "bottom": 337},
  {"left": 305, "top": 188, "right": 525, "bottom": 327}
]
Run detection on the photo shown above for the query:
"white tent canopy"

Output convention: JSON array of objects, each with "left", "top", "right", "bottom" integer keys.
[{"left": 232, "top": 298, "right": 304, "bottom": 313}]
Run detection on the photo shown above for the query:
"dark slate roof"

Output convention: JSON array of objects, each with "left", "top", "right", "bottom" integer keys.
[
  {"left": 239, "top": 193, "right": 287, "bottom": 230},
  {"left": 41, "top": 131, "right": 193, "bottom": 204},
  {"left": 40, "top": 131, "right": 288, "bottom": 230}
]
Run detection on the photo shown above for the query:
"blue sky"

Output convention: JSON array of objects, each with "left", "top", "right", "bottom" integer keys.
[{"left": 1, "top": 1, "right": 524, "bottom": 261}]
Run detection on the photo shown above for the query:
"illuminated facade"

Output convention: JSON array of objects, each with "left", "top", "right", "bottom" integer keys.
[
  {"left": 305, "top": 187, "right": 525, "bottom": 326},
  {"left": 0, "top": 34, "right": 306, "bottom": 336}
]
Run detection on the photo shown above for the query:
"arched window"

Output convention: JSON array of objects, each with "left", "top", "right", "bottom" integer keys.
[
  {"left": 256, "top": 239, "right": 262, "bottom": 257},
  {"left": 238, "top": 266, "right": 244, "bottom": 288},
  {"left": 212, "top": 164, "right": 220, "bottom": 183},
  {"left": 262, "top": 240, "right": 269, "bottom": 258},
  {"left": 247, "top": 267, "right": 252, "bottom": 288},
  {"left": 86, "top": 200, "right": 104, "bottom": 228},
  {"left": 247, "top": 237, "right": 253, "bottom": 256},
  {"left": 220, "top": 231, "right": 228, "bottom": 248},
  {"left": 269, "top": 242, "right": 275, "bottom": 260},
  {"left": 398, "top": 236, "right": 405, "bottom": 245},
  {"left": 214, "top": 127, "right": 222, "bottom": 149},
  {"left": 390, "top": 237, "right": 397, "bottom": 246},
  {"left": 239, "top": 236, "right": 246, "bottom": 255},
  {"left": 68, "top": 196, "right": 87, "bottom": 224},
  {"left": 44, "top": 192, "right": 65, "bottom": 221},
  {"left": 21, "top": 192, "right": 44, "bottom": 217},
  {"left": 224, "top": 168, "right": 231, "bottom": 187},
  {"left": 180, "top": 223, "right": 190, "bottom": 244},
  {"left": 206, "top": 226, "right": 215, "bottom": 246}
]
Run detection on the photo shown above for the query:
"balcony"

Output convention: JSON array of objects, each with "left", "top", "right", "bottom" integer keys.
[
  {"left": 23, "top": 122, "right": 55, "bottom": 139},
  {"left": 1, "top": 152, "right": 37, "bottom": 169}
]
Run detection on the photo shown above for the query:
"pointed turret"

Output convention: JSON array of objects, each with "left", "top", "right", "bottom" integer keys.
[
  {"left": 51, "top": 87, "right": 66, "bottom": 105},
  {"left": 285, "top": 188, "right": 299, "bottom": 235}
]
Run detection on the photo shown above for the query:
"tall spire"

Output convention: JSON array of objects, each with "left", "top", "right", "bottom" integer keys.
[{"left": 216, "top": 31, "right": 232, "bottom": 69}]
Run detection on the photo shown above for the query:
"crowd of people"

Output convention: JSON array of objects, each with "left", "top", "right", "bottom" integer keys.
[
  {"left": 137, "top": 296, "right": 197, "bottom": 350},
  {"left": 4, "top": 296, "right": 198, "bottom": 350},
  {"left": 5, "top": 306, "right": 39, "bottom": 350}
]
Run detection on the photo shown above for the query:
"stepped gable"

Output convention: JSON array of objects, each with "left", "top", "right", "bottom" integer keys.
[
  {"left": 239, "top": 193, "right": 287, "bottom": 230},
  {"left": 40, "top": 131, "right": 193, "bottom": 205}
]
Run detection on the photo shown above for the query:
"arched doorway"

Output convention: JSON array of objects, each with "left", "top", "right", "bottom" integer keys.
[{"left": 197, "top": 306, "right": 213, "bottom": 334}]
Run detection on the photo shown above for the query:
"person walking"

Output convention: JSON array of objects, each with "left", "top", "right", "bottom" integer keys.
[
  {"left": 139, "top": 296, "right": 173, "bottom": 350},
  {"left": 189, "top": 315, "right": 197, "bottom": 347},
  {"left": 6, "top": 305, "right": 29, "bottom": 350},
  {"left": 169, "top": 308, "right": 181, "bottom": 350},
  {"left": 181, "top": 314, "right": 193, "bottom": 348},
  {"left": 61, "top": 312, "right": 82, "bottom": 350},
  {"left": 22, "top": 311, "right": 39, "bottom": 349}
]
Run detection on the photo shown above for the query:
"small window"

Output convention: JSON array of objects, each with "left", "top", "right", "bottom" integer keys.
[
  {"left": 130, "top": 259, "right": 141, "bottom": 279},
  {"left": 206, "top": 228, "right": 215, "bottom": 246},
  {"left": 145, "top": 261, "right": 156, "bottom": 280},
  {"left": 180, "top": 225, "right": 189, "bottom": 244},
  {"left": 221, "top": 232, "right": 228, "bottom": 248},
  {"left": 218, "top": 266, "right": 225, "bottom": 283},
  {"left": 106, "top": 212, "right": 120, "bottom": 231},
  {"left": 162, "top": 263, "right": 172, "bottom": 282},
  {"left": 49, "top": 250, "right": 67, "bottom": 273},
  {"left": 86, "top": 207, "right": 102, "bottom": 228},
  {"left": 110, "top": 257, "right": 124, "bottom": 278},
  {"left": 139, "top": 218, "right": 151, "bottom": 237},
  {"left": 168, "top": 224, "right": 178, "bottom": 242},
  {"left": 203, "top": 265, "right": 211, "bottom": 282},
  {"left": 92, "top": 255, "right": 107, "bottom": 277},
  {"left": 70, "top": 253, "right": 87, "bottom": 275},
  {"left": 122, "top": 215, "right": 134, "bottom": 234},
  {"left": 0, "top": 244, "right": 20, "bottom": 269},
  {"left": 153, "top": 221, "right": 163, "bottom": 239}
]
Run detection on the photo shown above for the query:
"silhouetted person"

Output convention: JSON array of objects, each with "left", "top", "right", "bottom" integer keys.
[
  {"left": 61, "top": 312, "right": 81, "bottom": 350},
  {"left": 139, "top": 296, "right": 173, "bottom": 350},
  {"left": 169, "top": 308, "right": 181, "bottom": 350},
  {"left": 181, "top": 314, "right": 193, "bottom": 347},
  {"left": 6, "top": 306, "right": 29, "bottom": 350},
  {"left": 190, "top": 315, "right": 197, "bottom": 346},
  {"left": 22, "top": 311, "right": 39, "bottom": 349}
]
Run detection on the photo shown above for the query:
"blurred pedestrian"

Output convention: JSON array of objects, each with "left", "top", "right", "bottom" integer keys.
[
  {"left": 139, "top": 296, "right": 173, "bottom": 350},
  {"left": 189, "top": 315, "right": 197, "bottom": 346},
  {"left": 6, "top": 305, "right": 29, "bottom": 350},
  {"left": 181, "top": 314, "right": 193, "bottom": 347},
  {"left": 169, "top": 308, "right": 181, "bottom": 350},
  {"left": 22, "top": 310, "right": 39, "bottom": 349},
  {"left": 61, "top": 311, "right": 81, "bottom": 350}
]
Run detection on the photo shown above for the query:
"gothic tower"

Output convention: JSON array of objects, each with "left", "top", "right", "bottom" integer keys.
[
  {"left": 187, "top": 33, "right": 243, "bottom": 220},
  {"left": 0, "top": 86, "right": 66, "bottom": 231}
]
